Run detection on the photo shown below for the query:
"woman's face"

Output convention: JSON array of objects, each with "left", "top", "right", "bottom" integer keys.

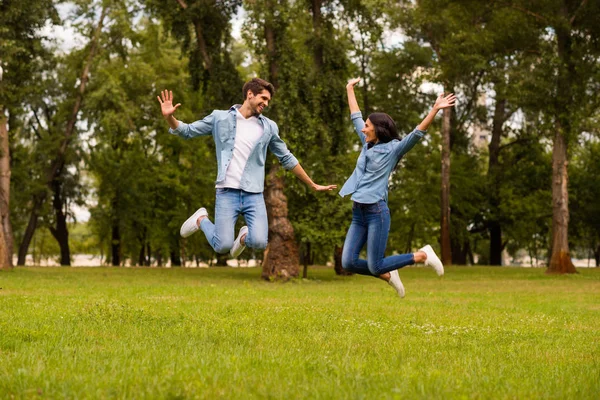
[{"left": 362, "top": 119, "right": 378, "bottom": 144}]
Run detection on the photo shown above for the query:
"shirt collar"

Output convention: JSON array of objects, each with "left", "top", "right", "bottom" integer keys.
[{"left": 229, "top": 104, "right": 265, "bottom": 122}]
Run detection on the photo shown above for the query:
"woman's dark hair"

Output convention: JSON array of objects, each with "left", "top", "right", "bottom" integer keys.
[
  {"left": 368, "top": 112, "right": 400, "bottom": 143},
  {"left": 242, "top": 78, "right": 275, "bottom": 100}
]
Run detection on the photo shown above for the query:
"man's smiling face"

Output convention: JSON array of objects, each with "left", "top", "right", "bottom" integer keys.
[{"left": 246, "top": 89, "right": 271, "bottom": 116}]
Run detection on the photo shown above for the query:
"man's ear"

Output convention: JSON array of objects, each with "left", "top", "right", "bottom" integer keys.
[{"left": 246, "top": 90, "right": 253, "bottom": 100}]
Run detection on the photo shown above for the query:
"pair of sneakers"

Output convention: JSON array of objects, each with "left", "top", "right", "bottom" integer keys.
[
  {"left": 387, "top": 245, "right": 444, "bottom": 298},
  {"left": 179, "top": 207, "right": 247, "bottom": 258}
]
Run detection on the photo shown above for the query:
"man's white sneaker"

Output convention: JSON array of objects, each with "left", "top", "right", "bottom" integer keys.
[
  {"left": 388, "top": 269, "right": 405, "bottom": 298},
  {"left": 180, "top": 207, "right": 208, "bottom": 238},
  {"left": 230, "top": 226, "right": 248, "bottom": 258},
  {"left": 419, "top": 244, "right": 444, "bottom": 276}
]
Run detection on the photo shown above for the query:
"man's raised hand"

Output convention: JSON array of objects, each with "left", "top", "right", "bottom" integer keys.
[{"left": 157, "top": 90, "right": 181, "bottom": 119}]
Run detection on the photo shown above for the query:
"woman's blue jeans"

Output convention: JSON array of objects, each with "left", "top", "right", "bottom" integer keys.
[
  {"left": 199, "top": 188, "right": 269, "bottom": 254},
  {"left": 342, "top": 200, "right": 414, "bottom": 276}
]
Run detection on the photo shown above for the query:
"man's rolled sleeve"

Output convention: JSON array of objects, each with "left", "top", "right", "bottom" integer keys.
[
  {"left": 168, "top": 112, "right": 215, "bottom": 139},
  {"left": 268, "top": 125, "right": 299, "bottom": 170}
]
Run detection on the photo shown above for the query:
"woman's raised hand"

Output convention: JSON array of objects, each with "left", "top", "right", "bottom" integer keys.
[
  {"left": 346, "top": 77, "right": 361, "bottom": 90},
  {"left": 157, "top": 90, "right": 181, "bottom": 119},
  {"left": 434, "top": 93, "right": 457, "bottom": 110}
]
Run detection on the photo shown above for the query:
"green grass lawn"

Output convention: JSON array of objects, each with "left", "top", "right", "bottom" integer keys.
[{"left": 1, "top": 266, "right": 599, "bottom": 399}]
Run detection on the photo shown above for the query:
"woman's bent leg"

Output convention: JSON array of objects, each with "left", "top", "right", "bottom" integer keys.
[
  {"left": 341, "top": 207, "right": 374, "bottom": 276},
  {"left": 366, "top": 201, "right": 415, "bottom": 275}
]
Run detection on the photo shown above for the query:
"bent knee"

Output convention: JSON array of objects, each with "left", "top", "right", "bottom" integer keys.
[
  {"left": 341, "top": 255, "right": 354, "bottom": 270},
  {"left": 213, "top": 241, "right": 233, "bottom": 254},
  {"left": 248, "top": 238, "right": 268, "bottom": 251},
  {"left": 367, "top": 262, "right": 384, "bottom": 276}
]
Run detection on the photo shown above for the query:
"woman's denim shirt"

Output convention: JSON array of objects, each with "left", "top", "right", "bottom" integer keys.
[
  {"left": 339, "top": 112, "right": 426, "bottom": 204},
  {"left": 169, "top": 105, "right": 298, "bottom": 193}
]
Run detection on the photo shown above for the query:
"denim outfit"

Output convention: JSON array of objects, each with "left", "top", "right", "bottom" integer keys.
[
  {"left": 169, "top": 105, "right": 298, "bottom": 193},
  {"left": 340, "top": 112, "right": 426, "bottom": 276},
  {"left": 200, "top": 188, "right": 268, "bottom": 252},
  {"left": 170, "top": 105, "right": 298, "bottom": 253},
  {"left": 339, "top": 112, "right": 426, "bottom": 203}
]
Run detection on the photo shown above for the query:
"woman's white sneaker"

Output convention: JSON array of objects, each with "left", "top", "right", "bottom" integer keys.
[
  {"left": 180, "top": 207, "right": 208, "bottom": 238},
  {"left": 230, "top": 226, "right": 248, "bottom": 258},
  {"left": 419, "top": 244, "right": 444, "bottom": 276},
  {"left": 388, "top": 269, "right": 405, "bottom": 298}
]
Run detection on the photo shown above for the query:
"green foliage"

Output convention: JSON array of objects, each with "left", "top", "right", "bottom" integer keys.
[
  {"left": 83, "top": 19, "right": 219, "bottom": 265},
  {"left": 4, "top": 0, "right": 600, "bottom": 266},
  {"left": 143, "top": 0, "right": 243, "bottom": 109},
  {"left": 570, "top": 140, "right": 600, "bottom": 263}
]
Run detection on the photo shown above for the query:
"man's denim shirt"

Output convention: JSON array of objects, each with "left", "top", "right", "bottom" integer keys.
[
  {"left": 339, "top": 111, "right": 426, "bottom": 204},
  {"left": 169, "top": 105, "right": 299, "bottom": 193}
]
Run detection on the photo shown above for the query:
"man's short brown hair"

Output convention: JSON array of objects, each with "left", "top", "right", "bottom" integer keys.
[{"left": 242, "top": 78, "right": 275, "bottom": 100}]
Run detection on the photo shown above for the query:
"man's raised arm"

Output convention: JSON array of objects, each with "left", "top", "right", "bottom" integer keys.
[
  {"left": 157, "top": 90, "right": 214, "bottom": 139},
  {"left": 157, "top": 90, "right": 181, "bottom": 130}
]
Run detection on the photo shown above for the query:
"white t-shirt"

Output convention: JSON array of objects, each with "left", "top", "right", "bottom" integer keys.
[{"left": 216, "top": 110, "right": 264, "bottom": 189}]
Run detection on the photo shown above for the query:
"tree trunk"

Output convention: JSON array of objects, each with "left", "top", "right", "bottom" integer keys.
[
  {"left": 137, "top": 227, "right": 147, "bottom": 266},
  {"left": 175, "top": 0, "right": 213, "bottom": 72},
  {"left": 17, "top": 193, "right": 45, "bottom": 265},
  {"left": 146, "top": 243, "right": 151, "bottom": 266},
  {"left": 301, "top": 241, "right": 311, "bottom": 279},
  {"left": 262, "top": 166, "right": 299, "bottom": 280},
  {"left": 261, "top": 10, "right": 297, "bottom": 280},
  {"left": 488, "top": 97, "right": 506, "bottom": 266},
  {"left": 440, "top": 106, "right": 452, "bottom": 266},
  {"left": 547, "top": 126, "right": 576, "bottom": 274},
  {"left": 451, "top": 236, "right": 468, "bottom": 265},
  {"left": 333, "top": 244, "right": 351, "bottom": 276},
  {"left": 489, "top": 223, "right": 502, "bottom": 266},
  {"left": 111, "top": 222, "right": 120, "bottom": 267},
  {"left": 547, "top": 22, "right": 576, "bottom": 274},
  {"left": 138, "top": 243, "right": 145, "bottom": 266},
  {"left": 360, "top": 39, "right": 370, "bottom": 115},
  {"left": 49, "top": 180, "right": 70, "bottom": 266},
  {"left": 594, "top": 244, "right": 599, "bottom": 267},
  {"left": 193, "top": 22, "right": 213, "bottom": 72},
  {"left": 215, "top": 253, "right": 228, "bottom": 267},
  {"left": 264, "top": 19, "right": 279, "bottom": 89},
  {"left": 0, "top": 106, "right": 13, "bottom": 269},
  {"left": 310, "top": 0, "right": 323, "bottom": 70},
  {"left": 170, "top": 249, "right": 181, "bottom": 267},
  {"left": 405, "top": 222, "right": 415, "bottom": 254}
]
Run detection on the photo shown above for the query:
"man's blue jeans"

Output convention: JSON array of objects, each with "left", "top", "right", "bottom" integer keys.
[
  {"left": 200, "top": 188, "right": 269, "bottom": 254},
  {"left": 342, "top": 200, "right": 414, "bottom": 276}
]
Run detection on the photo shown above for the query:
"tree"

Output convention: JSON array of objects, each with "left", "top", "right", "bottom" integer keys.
[
  {"left": 16, "top": 0, "right": 110, "bottom": 266},
  {"left": 144, "top": 0, "right": 243, "bottom": 111},
  {"left": 84, "top": 18, "right": 217, "bottom": 267},
  {"left": 0, "top": 0, "right": 58, "bottom": 268},
  {"left": 570, "top": 141, "right": 600, "bottom": 267},
  {"left": 242, "top": 0, "right": 301, "bottom": 279},
  {"left": 507, "top": 0, "right": 600, "bottom": 273}
]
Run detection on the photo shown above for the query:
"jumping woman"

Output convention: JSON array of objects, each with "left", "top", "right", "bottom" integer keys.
[{"left": 340, "top": 78, "right": 456, "bottom": 297}]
